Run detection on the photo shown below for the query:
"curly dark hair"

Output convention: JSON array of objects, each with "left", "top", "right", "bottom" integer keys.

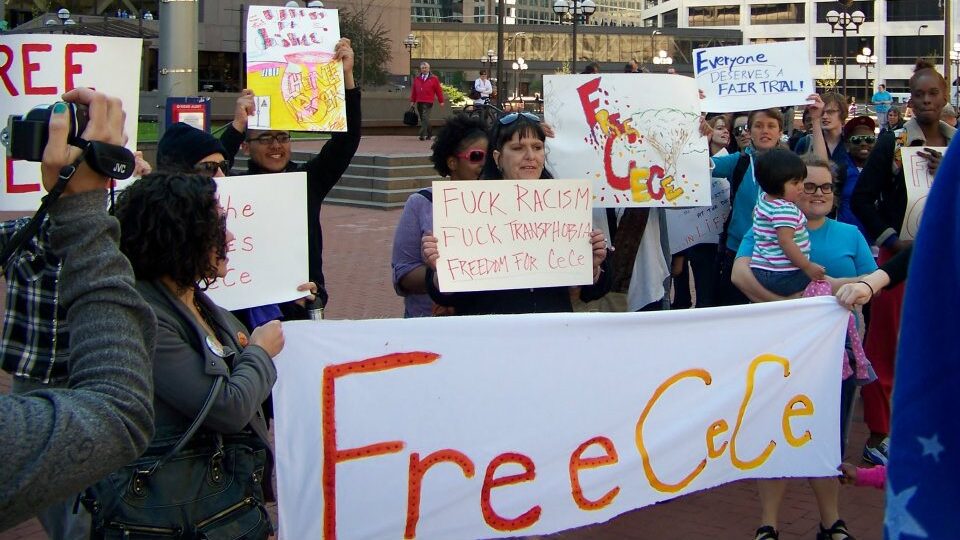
[
  {"left": 430, "top": 114, "right": 488, "bottom": 177},
  {"left": 114, "top": 172, "right": 226, "bottom": 291},
  {"left": 910, "top": 59, "right": 947, "bottom": 92},
  {"left": 481, "top": 114, "right": 553, "bottom": 180}
]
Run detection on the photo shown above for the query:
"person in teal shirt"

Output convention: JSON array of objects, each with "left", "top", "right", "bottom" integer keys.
[{"left": 871, "top": 84, "right": 893, "bottom": 128}]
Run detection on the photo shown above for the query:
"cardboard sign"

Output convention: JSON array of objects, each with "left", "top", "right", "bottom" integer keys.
[
  {"left": 695, "top": 41, "right": 813, "bottom": 113},
  {"left": 666, "top": 177, "right": 731, "bottom": 253},
  {"left": 245, "top": 6, "right": 346, "bottom": 132},
  {"left": 273, "top": 297, "right": 848, "bottom": 539},
  {"left": 544, "top": 74, "right": 711, "bottom": 208},
  {"left": 0, "top": 35, "right": 141, "bottom": 211},
  {"left": 204, "top": 172, "right": 308, "bottom": 310},
  {"left": 431, "top": 179, "right": 594, "bottom": 292},
  {"left": 899, "top": 146, "right": 947, "bottom": 241}
]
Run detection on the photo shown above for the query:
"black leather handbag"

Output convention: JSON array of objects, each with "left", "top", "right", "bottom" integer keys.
[
  {"left": 82, "top": 376, "right": 274, "bottom": 539},
  {"left": 403, "top": 106, "right": 419, "bottom": 126}
]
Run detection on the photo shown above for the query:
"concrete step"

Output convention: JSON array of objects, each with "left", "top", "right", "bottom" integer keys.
[
  {"left": 338, "top": 174, "right": 439, "bottom": 191},
  {"left": 327, "top": 184, "right": 426, "bottom": 207},
  {"left": 344, "top": 163, "right": 439, "bottom": 179}
]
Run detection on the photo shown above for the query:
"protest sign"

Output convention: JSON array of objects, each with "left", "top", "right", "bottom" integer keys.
[
  {"left": 204, "top": 172, "right": 308, "bottom": 310},
  {"left": 666, "top": 177, "right": 731, "bottom": 254},
  {"left": 695, "top": 41, "right": 813, "bottom": 113},
  {"left": 544, "top": 74, "right": 711, "bottom": 208},
  {"left": 900, "top": 146, "right": 947, "bottom": 241},
  {"left": 273, "top": 297, "right": 848, "bottom": 539},
  {"left": 432, "top": 179, "right": 594, "bottom": 292},
  {"left": 0, "top": 35, "right": 141, "bottom": 211},
  {"left": 245, "top": 6, "right": 346, "bottom": 132}
]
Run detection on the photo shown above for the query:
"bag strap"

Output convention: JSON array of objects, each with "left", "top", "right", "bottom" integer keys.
[
  {"left": 417, "top": 189, "right": 433, "bottom": 202},
  {"left": 718, "top": 153, "right": 752, "bottom": 250}
]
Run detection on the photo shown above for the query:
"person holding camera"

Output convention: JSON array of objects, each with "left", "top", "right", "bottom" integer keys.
[
  {"left": 0, "top": 88, "right": 157, "bottom": 532},
  {"left": 219, "top": 37, "right": 360, "bottom": 315}
]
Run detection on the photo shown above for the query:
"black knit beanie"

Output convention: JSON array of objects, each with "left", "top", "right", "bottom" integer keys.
[{"left": 156, "top": 122, "right": 228, "bottom": 171}]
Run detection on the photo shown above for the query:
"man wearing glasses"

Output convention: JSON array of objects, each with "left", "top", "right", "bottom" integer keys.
[
  {"left": 795, "top": 93, "right": 852, "bottom": 207},
  {"left": 220, "top": 38, "right": 361, "bottom": 312},
  {"left": 838, "top": 116, "right": 878, "bottom": 238}
]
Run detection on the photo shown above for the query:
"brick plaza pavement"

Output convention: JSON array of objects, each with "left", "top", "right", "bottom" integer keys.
[{"left": 1, "top": 136, "right": 884, "bottom": 539}]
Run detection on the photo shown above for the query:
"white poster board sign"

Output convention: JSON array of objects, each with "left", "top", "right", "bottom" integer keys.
[
  {"left": 899, "top": 146, "right": 947, "bottom": 241},
  {"left": 204, "top": 172, "right": 308, "bottom": 310},
  {"left": 0, "top": 35, "right": 141, "bottom": 211},
  {"left": 666, "top": 177, "right": 731, "bottom": 253},
  {"left": 273, "top": 297, "right": 848, "bottom": 539},
  {"left": 695, "top": 41, "right": 813, "bottom": 113},
  {"left": 544, "top": 74, "right": 711, "bottom": 208},
  {"left": 432, "top": 179, "right": 594, "bottom": 292}
]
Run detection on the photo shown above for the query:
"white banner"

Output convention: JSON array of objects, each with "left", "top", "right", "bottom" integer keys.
[
  {"left": 274, "top": 298, "right": 848, "bottom": 539},
  {"left": 900, "top": 146, "right": 947, "bottom": 241},
  {"left": 0, "top": 35, "right": 142, "bottom": 211},
  {"left": 543, "top": 74, "right": 711, "bottom": 208},
  {"left": 666, "top": 177, "right": 731, "bottom": 254},
  {"left": 432, "top": 179, "right": 594, "bottom": 292},
  {"left": 205, "top": 172, "right": 308, "bottom": 310},
  {"left": 695, "top": 41, "right": 813, "bottom": 113}
]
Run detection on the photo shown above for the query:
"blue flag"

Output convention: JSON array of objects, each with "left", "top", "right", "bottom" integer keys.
[{"left": 885, "top": 135, "right": 960, "bottom": 539}]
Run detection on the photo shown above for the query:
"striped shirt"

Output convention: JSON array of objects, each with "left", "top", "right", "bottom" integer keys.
[{"left": 750, "top": 194, "right": 810, "bottom": 271}]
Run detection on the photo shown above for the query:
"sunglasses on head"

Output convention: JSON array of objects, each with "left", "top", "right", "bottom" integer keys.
[
  {"left": 848, "top": 135, "right": 877, "bottom": 145},
  {"left": 803, "top": 182, "right": 834, "bottom": 194},
  {"left": 734, "top": 125, "right": 748, "bottom": 136},
  {"left": 247, "top": 132, "right": 291, "bottom": 145},
  {"left": 456, "top": 149, "right": 487, "bottom": 163},
  {"left": 499, "top": 112, "right": 541, "bottom": 125},
  {"left": 194, "top": 160, "right": 230, "bottom": 177}
]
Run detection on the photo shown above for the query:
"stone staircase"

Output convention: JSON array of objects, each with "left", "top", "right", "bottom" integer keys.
[{"left": 233, "top": 151, "right": 439, "bottom": 209}]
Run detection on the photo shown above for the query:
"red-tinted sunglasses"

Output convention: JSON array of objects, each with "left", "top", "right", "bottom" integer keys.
[{"left": 456, "top": 149, "right": 486, "bottom": 163}]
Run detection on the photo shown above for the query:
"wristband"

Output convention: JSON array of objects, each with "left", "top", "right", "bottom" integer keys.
[{"left": 856, "top": 280, "right": 875, "bottom": 298}]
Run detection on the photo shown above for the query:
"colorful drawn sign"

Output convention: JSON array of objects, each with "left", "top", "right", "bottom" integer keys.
[
  {"left": 666, "top": 177, "right": 731, "bottom": 254},
  {"left": 245, "top": 6, "right": 346, "bottom": 132},
  {"left": 0, "top": 34, "right": 141, "bottom": 211},
  {"left": 204, "top": 172, "right": 309, "bottom": 310},
  {"left": 273, "top": 297, "right": 848, "bottom": 539},
  {"left": 900, "top": 146, "right": 947, "bottom": 241},
  {"left": 432, "top": 179, "right": 594, "bottom": 292},
  {"left": 695, "top": 41, "right": 813, "bottom": 113},
  {"left": 544, "top": 74, "right": 711, "bottom": 208}
]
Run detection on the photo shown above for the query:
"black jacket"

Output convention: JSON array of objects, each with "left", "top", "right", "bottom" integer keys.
[{"left": 220, "top": 87, "right": 362, "bottom": 306}]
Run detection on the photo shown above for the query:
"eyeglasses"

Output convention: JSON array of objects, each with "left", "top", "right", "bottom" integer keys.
[
  {"left": 456, "top": 149, "right": 486, "bottom": 163},
  {"left": 247, "top": 132, "right": 291, "bottom": 145},
  {"left": 848, "top": 135, "right": 877, "bottom": 145},
  {"left": 733, "top": 125, "right": 748, "bottom": 136},
  {"left": 194, "top": 160, "right": 230, "bottom": 177},
  {"left": 499, "top": 112, "right": 541, "bottom": 125},
  {"left": 803, "top": 182, "right": 835, "bottom": 194}
]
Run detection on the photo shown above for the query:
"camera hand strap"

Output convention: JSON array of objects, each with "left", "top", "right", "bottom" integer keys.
[{"left": 0, "top": 140, "right": 92, "bottom": 271}]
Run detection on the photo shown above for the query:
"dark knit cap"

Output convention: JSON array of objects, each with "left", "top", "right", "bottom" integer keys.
[{"left": 156, "top": 122, "right": 227, "bottom": 171}]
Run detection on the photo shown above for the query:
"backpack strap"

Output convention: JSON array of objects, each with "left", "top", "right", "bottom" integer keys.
[
  {"left": 417, "top": 189, "right": 433, "bottom": 202},
  {"left": 718, "top": 153, "right": 752, "bottom": 250}
]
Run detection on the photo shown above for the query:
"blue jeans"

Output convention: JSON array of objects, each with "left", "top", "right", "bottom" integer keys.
[{"left": 752, "top": 267, "right": 810, "bottom": 296}]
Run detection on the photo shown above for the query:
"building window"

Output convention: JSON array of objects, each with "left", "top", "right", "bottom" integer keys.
[
  {"left": 887, "top": 0, "right": 942, "bottom": 22},
  {"left": 688, "top": 5, "right": 739, "bottom": 27},
  {"left": 751, "top": 37, "right": 804, "bottom": 44},
  {"left": 643, "top": 16, "right": 656, "bottom": 27},
  {"left": 815, "top": 36, "right": 875, "bottom": 65},
  {"left": 751, "top": 3, "right": 804, "bottom": 25},
  {"left": 886, "top": 36, "right": 944, "bottom": 65},
  {"left": 815, "top": 1, "right": 874, "bottom": 23},
  {"left": 662, "top": 9, "right": 677, "bottom": 28}
]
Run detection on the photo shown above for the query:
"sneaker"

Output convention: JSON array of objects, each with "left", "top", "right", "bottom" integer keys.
[{"left": 863, "top": 437, "right": 889, "bottom": 465}]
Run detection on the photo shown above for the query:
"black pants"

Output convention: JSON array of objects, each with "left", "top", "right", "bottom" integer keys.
[
  {"left": 416, "top": 102, "right": 434, "bottom": 138},
  {"left": 717, "top": 247, "right": 750, "bottom": 306},
  {"left": 671, "top": 243, "right": 722, "bottom": 308}
]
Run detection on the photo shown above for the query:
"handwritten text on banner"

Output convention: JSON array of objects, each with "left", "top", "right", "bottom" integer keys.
[
  {"left": 900, "top": 146, "right": 947, "bottom": 241},
  {"left": 666, "top": 177, "right": 732, "bottom": 254},
  {"left": 695, "top": 41, "right": 813, "bottom": 113},
  {"left": 273, "top": 297, "right": 848, "bottom": 539},
  {"left": 432, "top": 179, "right": 594, "bottom": 292}
]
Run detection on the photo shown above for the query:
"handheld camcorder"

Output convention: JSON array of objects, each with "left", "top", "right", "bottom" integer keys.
[{"left": 1, "top": 103, "right": 134, "bottom": 180}]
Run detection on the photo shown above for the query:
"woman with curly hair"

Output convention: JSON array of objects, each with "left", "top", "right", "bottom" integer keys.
[
  {"left": 391, "top": 114, "right": 489, "bottom": 317},
  {"left": 108, "top": 172, "right": 284, "bottom": 536}
]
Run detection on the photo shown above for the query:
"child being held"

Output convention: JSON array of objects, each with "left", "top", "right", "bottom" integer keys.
[{"left": 750, "top": 148, "right": 826, "bottom": 295}]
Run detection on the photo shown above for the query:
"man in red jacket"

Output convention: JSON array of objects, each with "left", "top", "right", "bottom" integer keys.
[{"left": 410, "top": 61, "right": 444, "bottom": 141}]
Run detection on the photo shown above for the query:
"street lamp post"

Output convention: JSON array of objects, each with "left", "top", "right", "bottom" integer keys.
[
  {"left": 855, "top": 47, "right": 877, "bottom": 103},
  {"left": 951, "top": 42, "right": 960, "bottom": 109},
  {"left": 552, "top": 0, "right": 597, "bottom": 74},
  {"left": 652, "top": 49, "right": 672, "bottom": 71},
  {"left": 825, "top": 5, "right": 865, "bottom": 97},
  {"left": 512, "top": 57, "right": 528, "bottom": 100},
  {"left": 402, "top": 33, "right": 420, "bottom": 81},
  {"left": 54, "top": 8, "right": 76, "bottom": 33}
]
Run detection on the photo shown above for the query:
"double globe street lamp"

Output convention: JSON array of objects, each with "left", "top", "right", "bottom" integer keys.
[
  {"left": 403, "top": 33, "right": 421, "bottom": 80},
  {"left": 855, "top": 47, "right": 877, "bottom": 102},
  {"left": 825, "top": 6, "right": 866, "bottom": 97},
  {"left": 652, "top": 49, "right": 673, "bottom": 71},
  {"left": 512, "top": 57, "right": 528, "bottom": 99},
  {"left": 552, "top": 0, "right": 596, "bottom": 74}
]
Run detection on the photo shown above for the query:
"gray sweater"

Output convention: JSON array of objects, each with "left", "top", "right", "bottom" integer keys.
[{"left": 0, "top": 190, "right": 157, "bottom": 530}]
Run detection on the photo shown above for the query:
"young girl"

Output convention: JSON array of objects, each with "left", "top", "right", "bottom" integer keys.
[{"left": 750, "top": 148, "right": 826, "bottom": 295}]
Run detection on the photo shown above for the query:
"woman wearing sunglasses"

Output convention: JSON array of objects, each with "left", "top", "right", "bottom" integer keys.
[
  {"left": 391, "top": 115, "right": 490, "bottom": 317},
  {"left": 419, "top": 112, "right": 610, "bottom": 315}
]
